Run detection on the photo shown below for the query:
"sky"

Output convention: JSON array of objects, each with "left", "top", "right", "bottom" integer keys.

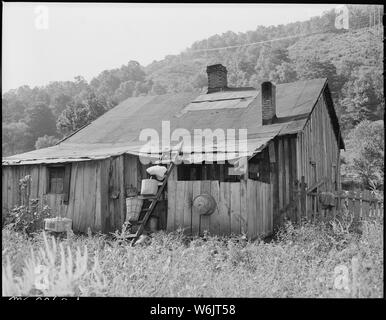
[{"left": 2, "top": 3, "right": 339, "bottom": 92}]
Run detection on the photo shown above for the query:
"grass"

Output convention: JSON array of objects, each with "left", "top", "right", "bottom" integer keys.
[{"left": 2, "top": 212, "right": 383, "bottom": 298}]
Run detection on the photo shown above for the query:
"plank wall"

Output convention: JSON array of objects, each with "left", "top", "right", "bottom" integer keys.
[{"left": 166, "top": 179, "right": 272, "bottom": 239}]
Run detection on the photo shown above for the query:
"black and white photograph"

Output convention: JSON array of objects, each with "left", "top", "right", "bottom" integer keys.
[{"left": 1, "top": 2, "right": 384, "bottom": 304}]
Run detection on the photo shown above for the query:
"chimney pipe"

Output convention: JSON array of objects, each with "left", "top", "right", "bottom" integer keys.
[
  {"left": 206, "top": 64, "right": 228, "bottom": 93},
  {"left": 261, "top": 81, "right": 277, "bottom": 125}
]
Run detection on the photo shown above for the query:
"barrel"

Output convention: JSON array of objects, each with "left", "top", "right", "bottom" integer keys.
[{"left": 192, "top": 194, "right": 217, "bottom": 215}]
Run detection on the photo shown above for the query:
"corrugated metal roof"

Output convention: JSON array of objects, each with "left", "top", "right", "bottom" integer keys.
[{"left": 3, "top": 78, "right": 338, "bottom": 165}]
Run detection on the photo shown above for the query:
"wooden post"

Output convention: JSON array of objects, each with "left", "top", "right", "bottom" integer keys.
[
  {"left": 166, "top": 163, "right": 178, "bottom": 231},
  {"left": 369, "top": 193, "right": 376, "bottom": 218},
  {"left": 300, "top": 176, "right": 306, "bottom": 220},
  {"left": 294, "top": 179, "right": 301, "bottom": 223},
  {"left": 348, "top": 191, "right": 355, "bottom": 219},
  {"left": 119, "top": 155, "right": 126, "bottom": 227},
  {"left": 353, "top": 190, "right": 361, "bottom": 222},
  {"left": 336, "top": 190, "right": 341, "bottom": 213},
  {"left": 269, "top": 141, "right": 279, "bottom": 229}
]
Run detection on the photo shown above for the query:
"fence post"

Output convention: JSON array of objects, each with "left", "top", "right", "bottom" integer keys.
[
  {"left": 362, "top": 190, "right": 370, "bottom": 218},
  {"left": 354, "top": 190, "right": 361, "bottom": 222},
  {"left": 347, "top": 191, "right": 355, "bottom": 220},
  {"left": 370, "top": 193, "right": 377, "bottom": 217}
]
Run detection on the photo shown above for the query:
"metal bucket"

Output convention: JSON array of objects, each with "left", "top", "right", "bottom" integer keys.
[{"left": 141, "top": 179, "right": 158, "bottom": 195}]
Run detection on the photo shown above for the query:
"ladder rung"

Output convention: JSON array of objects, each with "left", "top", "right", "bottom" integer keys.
[
  {"left": 131, "top": 219, "right": 146, "bottom": 224},
  {"left": 138, "top": 195, "right": 157, "bottom": 200}
]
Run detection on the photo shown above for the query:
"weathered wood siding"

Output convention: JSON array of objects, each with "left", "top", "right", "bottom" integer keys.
[
  {"left": 2, "top": 162, "right": 102, "bottom": 233},
  {"left": 272, "top": 135, "right": 298, "bottom": 225},
  {"left": 297, "top": 92, "right": 340, "bottom": 192},
  {"left": 2, "top": 164, "right": 44, "bottom": 214},
  {"left": 2, "top": 154, "right": 161, "bottom": 234},
  {"left": 102, "top": 154, "right": 152, "bottom": 233},
  {"left": 167, "top": 179, "right": 272, "bottom": 238},
  {"left": 270, "top": 89, "right": 340, "bottom": 226}
]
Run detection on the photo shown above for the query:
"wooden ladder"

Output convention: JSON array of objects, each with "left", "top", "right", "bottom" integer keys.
[{"left": 128, "top": 151, "right": 179, "bottom": 246}]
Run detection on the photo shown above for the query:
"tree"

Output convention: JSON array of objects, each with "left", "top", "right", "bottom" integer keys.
[
  {"left": 150, "top": 82, "right": 167, "bottom": 95},
  {"left": 56, "top": 101, "right": 90, "bottom": 137},
  {"left": 118, "top": 61, "right": 146, "bottom": 82},
  {"left": 56, "top": 93, "right": 108, "bottom": 137},
  {"left": 270, "top": 62, "right": 298, "bottom": 84},
  {"left": 51, "top": 93, "right": 73, "bottom": 117},
  {"left": 192, "top": 72, "right": 207, "bottom": 90},
  {"left": 340, "top": 66, "right": 383, "bottom": 129},
  {"left": 113, "top": 80, "right": 136, "bottom": 102},
  {"left": 84, "top": 92, "right": 107, "bottom": 119},
  {"left": 25, "top": 103, "right": 57, "bottom": 149},
  {"left": 341, "top": 120, "right": 384, "bottom": 190},
  {"left": 2, "top": 97, "right": 27, "bottom": 123},
  {"left": 296, "top": 58, "right": 342, "bottom": 85},
  {"left": 2, "top": 121, "right": 30, "bottom": 156},
  {"left": 35, "top": 135, "right": 59, "bottom": 149},
  {"left": 296, "top": 57, "right": 344, "bottom": 101},
  {"left": 133, "top": 80, "right": 153, "bottom": 97},
  {"left": 254, "top": 46, "right": 294, "bottom": 83}
]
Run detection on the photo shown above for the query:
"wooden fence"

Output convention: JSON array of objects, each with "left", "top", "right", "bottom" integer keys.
[
  {"left": 167, "top": 179, "right": 272, "bottom": 238},
  {"left": 289, "top": 176, "right": 384, "bottom": 222}
]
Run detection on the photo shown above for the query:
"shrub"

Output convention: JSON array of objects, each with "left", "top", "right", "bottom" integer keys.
[
  {"left": 3, "top": 175, "right": 52, "bottom": 234},
  {"left": 3, "top": 202, "right": 51, "bottom": 235}
]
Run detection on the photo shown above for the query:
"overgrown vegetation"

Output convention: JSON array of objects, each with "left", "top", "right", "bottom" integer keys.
[
  {"left": 2, "top": 175, "right": 52, "bottom": 234},
  {"left": 341, "top": 120, "right": 384, "bottom": 191},
  {"left": 2, "top": 210, "right": 383, "bottom": 297}
]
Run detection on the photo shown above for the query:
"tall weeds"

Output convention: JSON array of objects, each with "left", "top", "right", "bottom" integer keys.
[{"left": 2, "top": 214, "right": 383, "bottom": 297}]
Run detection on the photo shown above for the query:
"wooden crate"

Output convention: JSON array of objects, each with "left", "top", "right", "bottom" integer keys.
[{"left": 44, "top": 217, "right": 72, "bottom": 232}]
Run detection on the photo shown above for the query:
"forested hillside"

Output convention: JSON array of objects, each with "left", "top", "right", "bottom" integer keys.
[{"left": 2, "top": 5, "right": 383, "bottom": 189}]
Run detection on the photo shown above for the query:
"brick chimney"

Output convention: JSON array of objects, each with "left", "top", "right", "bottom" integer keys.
[
  {"left": 261, "top": 81, "right": 277, "bottom": 125},
  {"left": 206, "top": 64, "right": 228, "bottom": 93}
]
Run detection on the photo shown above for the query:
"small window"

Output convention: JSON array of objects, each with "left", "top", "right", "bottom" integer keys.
[
  {"left": 248, "top": 147, "right": 270, "bottom": 183},
  {"left": 177, "top": 162, "right": 240, "bottom": 182},
  {"left": 48, "top": 167, "right": 65, "bottom": 193},
  {"left": 47, "top": 165, "right": 71, "bottom": 203}
]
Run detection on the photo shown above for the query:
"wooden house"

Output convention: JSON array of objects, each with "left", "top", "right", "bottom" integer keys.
[{"left": 2, "top": 64, "right": 344, "bottom": 238}]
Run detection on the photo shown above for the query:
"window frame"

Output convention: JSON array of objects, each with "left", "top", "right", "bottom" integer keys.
[{"left": 46, "top": 164, "right": 71, "bottom": 203}]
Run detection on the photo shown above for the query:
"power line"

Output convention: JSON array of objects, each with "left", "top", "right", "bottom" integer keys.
[
  {"left": 184, "top": 8, "right": 382, "bottom": 60},
  {"left": 189, "top": 31, "right": 318, "bottom": 53},
  {"left": 180, "top": 23, "right": 379, "bottom": 68},
  {"left": 188, "top": 23, "right": 378, "bottom": 55}
]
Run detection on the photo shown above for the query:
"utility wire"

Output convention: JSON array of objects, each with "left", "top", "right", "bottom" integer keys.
[
  {"left": 189, "top": 31, "right": 320, "bottom": 53},
  {"left": 188, "top": 19, "right": 382, "bottom": 54}
]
